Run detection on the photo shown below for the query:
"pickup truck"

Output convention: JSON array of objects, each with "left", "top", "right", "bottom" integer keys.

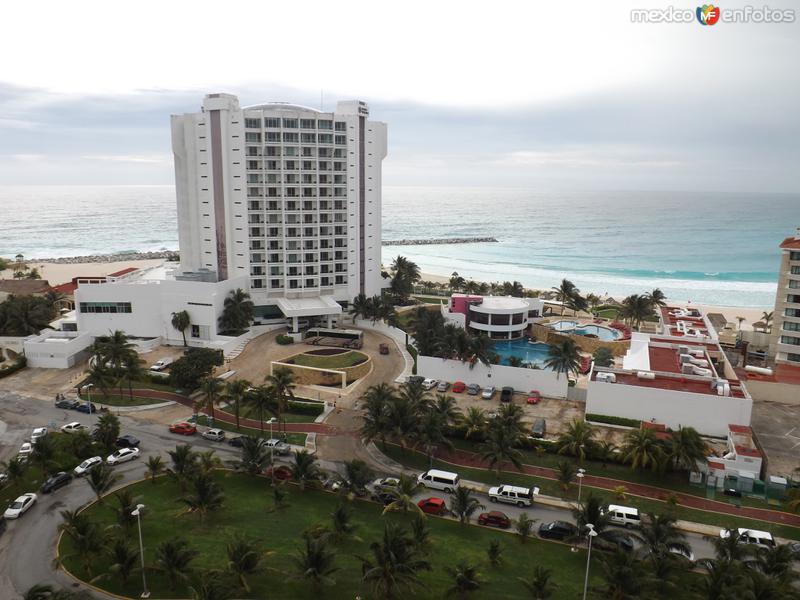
[{"left": 150, "top": 357, "right": 173, "bottom": 372}]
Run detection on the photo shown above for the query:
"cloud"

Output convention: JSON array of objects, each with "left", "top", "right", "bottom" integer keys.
[{"left": 80, "top": 154, "right": 172, "bottom": 164}]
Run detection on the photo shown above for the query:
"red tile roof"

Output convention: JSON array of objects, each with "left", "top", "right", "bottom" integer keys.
[
  {"left": 708, "top": 460, "right": 725, "bottom": 470},
  {"left": 779, "top": 236, "right": 800, "bottom": 250},
  {"left": 108, "top": 267, "right": 138, "bottom": 277},
  {"left": 51, "top": 281, "right": 78, "bottom": 295}
]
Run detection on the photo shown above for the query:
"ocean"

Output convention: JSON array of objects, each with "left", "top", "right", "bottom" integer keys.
[{"left": 1, "top": 185, "right": 796, "bottom": 308}]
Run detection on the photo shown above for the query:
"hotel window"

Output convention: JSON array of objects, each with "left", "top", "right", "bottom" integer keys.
[
  {"left": 319, "top": 134, "right": 333, "bottom": 144},
  {"left": 191, "top": 324, "right": 201, "bottom": 338},
  {"left": 787, "top": 353, "right": 800, "bottom": 363},
  {"left": 788, "top": 294, "right": 800, "bottom": 304},
  {"left": 283, "top": 132, "right": 299, "bottom": 143},
  {"left": 302, "top": 147, "right": 316, "bottom": 157},
  {"left": 300, "top": 119, "right": 316, "bottom": 129},
  {"left": 333, "top": 148, "right": 346, "bottom": 158},
  {"left": 791, "top": 252, "right": 800, "bottom": 261},
  {"left": 266, "top": 132, "right": 280, "bottom": 142},
  {"left": 284, "top": 147, "right": 299, "bottom": 157},
  {"left": 301, "top": 133, "right": 316, "bottom": 143},
  {"left": 335, "top": 135, "right": 346, "bottom": 145},
  {"left": 790, "top": 279, "right": 800, "bottom": 289},
  {"left": 266, "top": 160, "right": 279, "bottom": 170},
  {"left": 282, "top": 118, "right": 298, "bottom": 128},
  {"left": 783, "top": 322, "right": 800, "bottom": 332},
  {"left": 780, "top": 335, "right": 800, "bottom": 346},
  {"left": 318, "top": 119, "right": 333, "bottom": 130},
  {"left": 245, "top": 132, "right": 261, "bottom": 143},
  {"left": 335, "top": 121, "right": 346, "bottom": 131},
  {"left": 792, "top": 266, "right": 800, "bottom": 274},
  {"left": 787, "top": 309, "right": 800, "bottom": 318},
  {"left": 79, "top": 302, "right": 132, "bottom": 314},
  {"left": 265, "top": 146, "right": 280, "bottom": 156},
  {"left": 245, "top": 118, "right": 261, "bottom": 128},
  {"left": 265, "top": 118, "right": 280, "bottom": 128}
]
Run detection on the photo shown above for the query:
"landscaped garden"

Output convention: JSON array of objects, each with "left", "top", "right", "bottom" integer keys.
[{"left": 286, "top": 349, "right": 368, "bottom": 370}]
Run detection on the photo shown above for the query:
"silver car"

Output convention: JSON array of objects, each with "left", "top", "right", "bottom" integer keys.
[
  {"left": 265, "top": 438, "right": 292, "bottom": 455},
  {"left": 466, "top": 383, "right": 481, "bottom": 395},
  {"left": 481, "top": 386, "right": 496, "bottom": 400},
  {"left": 437, "top": 381, "right": 450, "bottom": 392}
]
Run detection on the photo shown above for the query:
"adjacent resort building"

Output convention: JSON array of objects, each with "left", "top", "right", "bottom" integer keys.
[
  {"left": 769, "top": 228, "right": 800, "bottom": 366},
  {"left": 442, "top": 294, "right": 545, "bottom": 339}
]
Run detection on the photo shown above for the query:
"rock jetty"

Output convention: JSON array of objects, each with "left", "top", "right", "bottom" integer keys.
[
  {"left": 31, "top": 250, "right": 180, "bottom": 265},
  {"left": 382, "top": 237, "right": 498, "bottom": 246}
]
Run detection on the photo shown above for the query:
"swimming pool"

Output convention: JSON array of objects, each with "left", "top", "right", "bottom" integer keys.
[
  {"left": 548, "top": 320, "right": 622, "bottom": 341},
  {"left": 492, "top": 338, "right": 554, "bottom": 368}
]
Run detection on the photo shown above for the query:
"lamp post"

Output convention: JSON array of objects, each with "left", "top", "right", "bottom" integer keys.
[
  {"left": 267, "top": 416, "right": 277, "bottom": 461},
  {"left": 582, "top": 523, "right": 598, "bottom": 600},
  {"left": 131, "top": 503, "right": 150, "bottom": 599},
  {"left": 576, "top": 468, "right": 586, "bottom": 504}
]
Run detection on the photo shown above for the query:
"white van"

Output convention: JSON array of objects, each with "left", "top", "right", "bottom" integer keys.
[
  {"left": 720, "top": 528, "right": 775, "bottom": 548},
  {"left": 488, "top": 484, "right": 539, "bottom": 507},
  {"left": 417, "top": 469, "right": 460, "bottom": 493},
  {"left": 606, "top": 504, "right": 641, "bottom": 527}
]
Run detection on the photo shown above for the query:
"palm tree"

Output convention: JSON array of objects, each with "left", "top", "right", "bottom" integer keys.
[
  {"left": 462, "top": 406, "right": 487, "bottom": 440},
  {"left": 693, "top": 558, "right": 746, "bottom": 600},
  {"left": 236, "top": 436, "right": 270, "bottom": 476},
  {"left": 199, "top": 377, "right": 223, "bottom": 423},
  {"left": 93, "top": 538, "right": 139, "bottom": 585},
  {"left": 515, "top": 513, "right": 536, "bottom": 543},
  {"left": 30, "top": 434, "right": 57, "bottom": 476},
  {"left": 358, "top": 522, "right": 431, "bottom": 599},
  {"left": 224, "top": 378, "right": 250, "bottom": 431},
  {"left": 634, "top": 513, "right": 693, "bottom": 589},
  {"left": 93, "top": 412, "right": 121, "bottom": 452},
  {"left": 556, "top": 419, "right": 596, "bottom": 463},
  {"left": 349, "top": 292, "right": 370, "bottom": 322},
  {"left": 197, "top": 449, "right": 222, "bottom": 474},
  {"left": 479, "top": 419, "right": 524, "bottom": 475},
  {"left": 647, "top": 288, "right": 667, "bottom": 308},
  {"left": 359, "top": 383, "right": 395, "bottom": 448},
  {"left": 330, "top": 502, "right": 359, "bottom": 542},
  {"left": 86, "top": 463, "right": 121, "bottom": 503},
  {"left": 121, "top": 354, "right": 147, "bottom": 401},
  {"left": 416, "top": 410, "right": 454, "bottom": 466},
  {"left": 266, "top": 366, "right": 296, "bottom": 419},
  {"left": 598, "top": 548, "right": 655, "bottom": 600},
  {"left": 444, "top": 560, "right": 484, "bottom": 598},
  {"left": 668, "top": 426, "right": 707, "bottom": 472},
  {"left": 543, "top": 339, "right": 581, "bottom": 380},
  {"left": 620, "top": 294, "right": 655, "bottom": 330},
  {"left": 168, "top": 444, "right": 198, "bottom": 492},
  {"left": 593, "top": 346, "right": 614, "bottom": 367},
  {"left": 110, "top": 488, "right": 141, "bottom": 535},
  {"left": 507, "top": 356, "right": 524, "bottom": 368},
  {"left": 226, "top": 535, "right": 265, "bottom": 593},
  {"left": 292, "top": 532, "right": 338, "bottom": 589},
  {"left": 290, "top": 449, "right": 321, "bottom": 490},
  {"left": 342, "top": 459, "right": 374, "bottom": 496},
  {"left": 154, "top": 538, "right": 198, "bottom": 591},
  {"left": 410, "top": 514, "right": 432, "bottom": 554},
  {"left": 433, "top": 393, "right": 463, "bottom": 425},
  {"left": 552, "top": 278, "right": 578, "bottom": 315},
  {"left": 486, "top": 540, "right": 503, "bottom": 567},
  {"left": 218, "top": 288, "right": 254, "bottom": 331},
  {"left": 708, "top": 528, "right": 754, "bottom": 564},
  {"left": 171, "top": 310, "right": 191, "bottom": 346},
  {"left": 621, "top": 427, "right": 665, "bottom": 471},
  {"left": 247, "top": 384, "right": 277, "bottom": 434},
  {"left": 753, "top": 543, "right": 799, "bottom": 589},
  {"left": 518, "top": 566, "right": 558, "bottom": 599},
  {"left": 181, "top": 471, "right": 225, "bottom": 523},
  {"left": 555, "top": 460, "right": 576, "bottom": 497},
  {"left": 761, "top": 310, "right": 774, "bottom": 333},
  {"left": 189, "top": 570, "right": 235, "bottom": 600},
  {"left": 449, "top": 272, "right": 466, "bottom": 291},
  {"left": 56, "top": 515, "right": 104, "bottom": 578},
  {"left": 146, "top": 455, "right": 164, "bottom": 483},
  {"left": 390, "top": 255, "right": 421, "bottom": 303},
  {"left": 92, "top": 330, "right": 137, "bottom": 399},
  {"left": 450, "top": 486, "right": 485, "bottom": 525},
  {"left": 0, "top": 456, "right": 27, "bottom": 487},
  {"left": 86, "top": 361, "right": 115, "bottom": 399},
  {"left": 383, "top": 473, "right": 424, "bottom": 516}
]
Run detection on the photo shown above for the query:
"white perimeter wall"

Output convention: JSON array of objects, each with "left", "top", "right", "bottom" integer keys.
[
  {"left": 586, "top": 379, "right": 753, "bottom": 437},
  {"left": 418, "top": 355, "right": 569, "bottom": 399}
]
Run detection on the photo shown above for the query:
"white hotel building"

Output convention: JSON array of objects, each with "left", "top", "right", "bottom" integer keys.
[{"left": 58, "top": 94, "right": 387, "bottom": 359}]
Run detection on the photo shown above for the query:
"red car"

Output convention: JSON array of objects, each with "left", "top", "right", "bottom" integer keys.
[
  {"left": 478, "top": 510, "right": 512, "bottom": 528},
  {"left": 452, "top": 381, "right": 466, "bottom": 393},
  {"left": 417, "top": 497, "right": 447, "bottom": 516},
  {"left": 169, "top": 422, "right": 197, "bottom": 435},
  {"left": 526, "top": 390, "right": 541, "bottom": 405},
  {"left": 265, "top": 465, "right": 293, "bottom": 481}
]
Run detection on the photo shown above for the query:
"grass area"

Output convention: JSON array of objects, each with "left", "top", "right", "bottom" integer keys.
[
  {"left": 233, "top": 403, "right": 319, "bottom": 424},
  {"left": 412, "top": 294, "right": 450, "bottom": 304},
  {"left": 59, "top": 472, "right": 620, "bottom": 600},
  {"left": 193, "top": 415, "right": 307, "bottom": 447},
  {"left": 90, "top": 392, "right": 165, "bottom": 407},
  {"left": 381, "top": 444, "right": 800, "bottom": 541},
  {"left": 288, "top": 350, "right": 368, "bottom": 369}
]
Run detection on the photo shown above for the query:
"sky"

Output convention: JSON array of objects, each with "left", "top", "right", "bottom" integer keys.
[{"left": 0, "top": 0, "right": 798, "bottom": 192}]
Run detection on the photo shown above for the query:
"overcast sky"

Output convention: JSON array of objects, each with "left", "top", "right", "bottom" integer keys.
[{"left": 1, "top": 0, "right": 798, "bottom": 192}]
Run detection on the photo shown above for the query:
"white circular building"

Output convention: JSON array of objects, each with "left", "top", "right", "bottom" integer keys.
[{"left": 442, "top": 294, "right": 544, "bottom": 340}]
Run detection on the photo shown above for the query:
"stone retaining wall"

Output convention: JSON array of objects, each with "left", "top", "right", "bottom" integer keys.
[{"left": 272, "top": 353, "right": 372, "bottom": 387}]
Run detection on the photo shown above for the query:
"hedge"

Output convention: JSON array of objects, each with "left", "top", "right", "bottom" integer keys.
[
  {"left": 585, "top": 413, "right": 641, "bottom": 428},
  {"left": 287, "top": 400, "right": 325, "bottom": 416},
  {"left": 276, "top": 334, "right": 294, "bottom": 345},
  {"left": 406, "top": 343, "right": 418, "bottom": 374},
  {"left": 0, "top": 356, "right": 27, "bottom": 379}
]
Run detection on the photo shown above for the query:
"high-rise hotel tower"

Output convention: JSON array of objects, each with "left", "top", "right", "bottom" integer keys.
[{"left": 171, "top": 93, "right": 387, "bottom": 326}]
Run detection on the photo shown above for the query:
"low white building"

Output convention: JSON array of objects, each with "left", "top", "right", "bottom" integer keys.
[
  {"left": 23, "top": 330, "right": 95, "bottom": 369},
  {"left": 442, "top": 293, "right": 545, "bottom": 340},
  {"left": 704, "top": 424, "right": 764, "bottom": 486}
]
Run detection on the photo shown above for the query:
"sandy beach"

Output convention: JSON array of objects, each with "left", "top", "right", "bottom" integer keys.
[{"left": 0, "top": 258, "right": 167, "bottom": 286}]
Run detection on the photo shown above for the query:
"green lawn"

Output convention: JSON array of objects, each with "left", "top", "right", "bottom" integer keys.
[
  {"left": 288, "top": 350, "right": 368, "bottom": 370},
  {"left": 412, "top": 294, "right": 450, "bottom": 304},
  {"left": 90, "top": 392, "right": 166, "bottom": 407},
  {"left": 381, "top": 444, "right": 800, "bottom": 541},
  {"left": 193, "top": 415, "right": 308, "bottom": 447},
  {"left": 60, "top": 472, "right": 618, "bottom": 600}
]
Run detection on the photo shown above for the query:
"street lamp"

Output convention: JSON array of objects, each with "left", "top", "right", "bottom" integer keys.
[
  {"left": 582, "top": 523, "right": 598, "bottom": 600},
  {"left": 131, "top": 503, "right": 150, "bottom": 599},
  {"left": 267, "top": 417, "right": 277, "bottom": 458},
  {"left": 576, "top": 468, "right": 586, "bottom": 504}
]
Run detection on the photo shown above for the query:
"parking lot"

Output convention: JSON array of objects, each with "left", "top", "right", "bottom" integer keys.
[{"left": 751, "top": 400, "right": 800, "bottom": 477}]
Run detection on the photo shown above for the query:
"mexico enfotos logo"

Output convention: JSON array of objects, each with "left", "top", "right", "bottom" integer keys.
[{"left": 631, "top": 5, "right": 796, "bottom": 24}]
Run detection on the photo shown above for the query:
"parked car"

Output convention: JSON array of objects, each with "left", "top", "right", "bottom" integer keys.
[
  {"left": 60, "top": 421, "right": 87, "bottom": 434},
  {"left": 417, "top": 469, "right": 460, "bottom": 493},
  {"left": 421, "top": 378, "right": 438, "bottom": 390},
  {"left": 436, "top": 380, "right": 450, "bottom": 392},
  {"left": 115, "top": 435, "right": 140, "bottom": 448},
  {"left": 488, "top": 484, "right": 538, "bottom": 507},
  {"left": 720, "top": 528, "right": 776, "bottom": 549},
  {"left": 149, "top": 357, "right": 173, "bottom": 371},
  {"left": 500, "top": 386, "right": 514, "bottom": 403},
  {"left": 606, "top": 535, "right": 635, "bottom": 553},
  {"left": 74, "top": 456, "right": 103, "bottom": 476},
  {"left": 0, "top": 473, "right": 8, "bottom": 486},
  {"left": 41, "top": 472, "right": 73, "bottom": 494},
  {"left": 406, "top": 375, "right": 425, "bottom": 386},
  {"left": 379, "top": 343, "right": 390, "bottom": 355},
  {"left": 531, "top": 418, "right": 546, "bottom": 439},
  {"left": 30, "top": 427, "right": 48, "bottom": 444},
  {"left": 466, "top": 383, "right": 481, "bottom": 395},
  {"left": 477, "top": 510, "right": 512, "bottom": 529},
  {"left": 452, "top": 381, "right": 466, "bottom": 393},
  {"left": 417, "top": 497, "right": 448, "bottom": 516},
  {"left": 265, "top": 465, "right": 293, "bottom": 481},
  {"left": 526, "top": 390, "right": 541, "bottom": 405},
  {"left": 74, "top": 402, "right": 97, "bottom": 414},
  {"left": 481, "top": 386, "right": 496, "bottom": 400},
  {"left": 227, "top": 435, "right": 247, "bottom": 447},
  {"left": 605, "top": 504, "right": 641, "bottom": 528},
  {"left": 106, "top": 447, "right": 140, "bottom": 465},
  {"left": 18, "top": 443, "right": 33, "bottom": 458},
  {"left": 202, "top": 428, "right": 226, "bottom": 442},
  {"left": 265, "top": 438, "right": 291, "bottom": 455},
  {"left": 371, "top": 490, "right": 395, "bottom": 505},
  {"left": 55, "top": 398, "right": 79, "bottom": 409},
  {"left": 371, "top": 477, "right": 400, "bottom": 492},
  {"left": 169, "top": 422, "right": 197, "bottom": 436},
  {"left": 4, "top": 493, "right": 37, "bottom": 519},
  {"left": 538, "top": 520, "right": 578, "bottom": 541}
]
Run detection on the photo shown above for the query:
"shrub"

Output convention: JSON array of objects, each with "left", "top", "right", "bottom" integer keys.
[
  {"left": 585, "top": 413, "right": 641, "bottom": 428},
  {"left": 287, "top": 400, "right": 325, "bottom": 416},
  {"left": 169, "top": 348, "right": 224, "bottom": 391},
  {"left": 276, "top": 334, "right": 294, "bottom": 345},
  {"left": 0, "top": 356, "right": 27, "bottom": 379}
]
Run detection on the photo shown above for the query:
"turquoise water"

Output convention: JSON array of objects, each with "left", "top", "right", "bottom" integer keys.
[
  {"left": 492, "top": 339, "right": 554, "bottom": 368},
  {"left": 548, "top": 320, "right": 621, "bottom": 341}
]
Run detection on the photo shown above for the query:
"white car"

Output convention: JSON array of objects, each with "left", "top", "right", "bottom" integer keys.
[
  {"left": 30, "top": 427, "right": 48, "bottom": 443},
  {"left": 265, "top": 438, "right": 292, "bottom": 455},
  {"left": 481, "top": 386, "right": 496, "bottom": 400},
  {"left": 0, "top": 473, "right": 8, "bottom": 486},
  {"left": 371, "top": 477, "right": 400, "bottom": 491},
  {"left": 61, "top": 421, "right": 87, "bottom": 434},
  {"left": 74, "top": 456, "right": 103, "bottom": 476},
  {"left": 106, "top": 447, "right": 140, "bottom": 465},
  {"left": 421, "top": 378, "right": 438, "bottom": 390},
  {"left": 18, "top": 442, "right": 33, "bottom": 458},
  {"left": 4, "top": 493, "right": 37, "bottom": 519},
  {"left": 202, "top": 428, "right": 226, "bottom": 442}
]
